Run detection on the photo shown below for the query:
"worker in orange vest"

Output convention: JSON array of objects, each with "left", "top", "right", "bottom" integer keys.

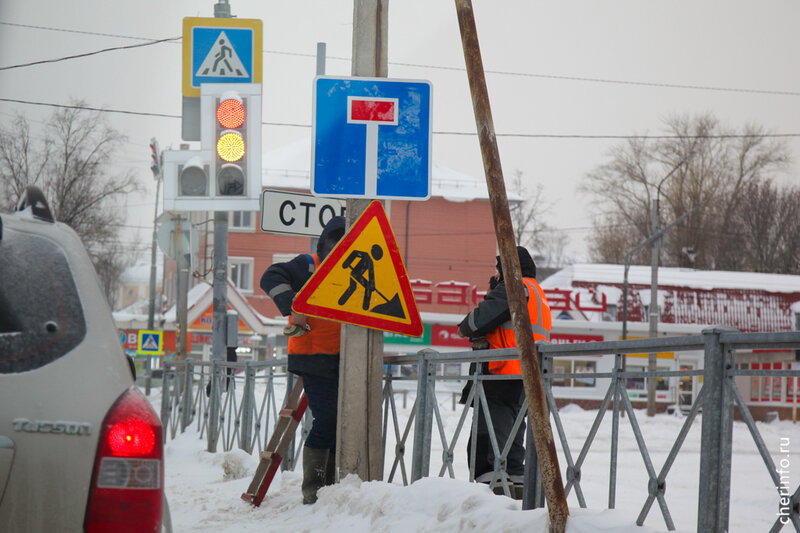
[
  {"left": 260, "top": 216, "right": 346, "bottom": 504},
  {"left": 458, "top": 246, "right": 551, "bottom": 499}
]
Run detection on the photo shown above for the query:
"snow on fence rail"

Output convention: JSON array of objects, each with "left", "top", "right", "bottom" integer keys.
[{"left": 159, "top": 329, "right": 800, "bottom": 532}]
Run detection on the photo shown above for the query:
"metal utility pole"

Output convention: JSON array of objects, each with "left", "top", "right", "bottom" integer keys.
[
  {"left": 454, "top": 1, "right": 568, "bottom": 531},
  {"left": 146, "top": 138, "right": 162, "bottom": 395},
  {"left": 646, "top": 154, "right": 693, "bottom": 416},
  {"left": 335, "top": 0, "right": 387, "bottom": 483},
  {"left": 211, "top": 1, "right": 231, "bottom": 363}
]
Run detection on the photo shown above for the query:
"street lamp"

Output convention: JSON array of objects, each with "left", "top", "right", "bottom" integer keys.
[{"left": 646, "top": 152, "right": 694, "bottom": 416}]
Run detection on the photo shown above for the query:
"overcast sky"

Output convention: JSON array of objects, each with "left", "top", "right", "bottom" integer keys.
[{"left": 1, "top": 0, "right": 798, "bottom": 261}]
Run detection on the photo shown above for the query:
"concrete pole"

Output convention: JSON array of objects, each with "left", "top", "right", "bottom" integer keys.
[
  {"left": 335, "top": 0, "right": 387, "bottom": 483},
  {"left": 454, "top": 2, "right": 568, "bottom": 531},
  {"left": 647, "top": 199, "right": 659, "bottom": 417}
]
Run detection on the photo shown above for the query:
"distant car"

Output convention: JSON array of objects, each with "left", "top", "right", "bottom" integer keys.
[{"left": 0, "top": 187, "right": 171, "bottom": 532}]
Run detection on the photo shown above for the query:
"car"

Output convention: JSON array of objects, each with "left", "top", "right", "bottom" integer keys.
[{"left": 0, "top": 186, "right": 171, "bottom": 532}]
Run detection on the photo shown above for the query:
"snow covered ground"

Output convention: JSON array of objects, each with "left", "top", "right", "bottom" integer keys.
[{"left": 150, "top": 386, "right": 800, "bottom": 532}]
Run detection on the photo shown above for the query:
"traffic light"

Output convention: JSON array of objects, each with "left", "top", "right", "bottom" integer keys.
[
  {"left": 149, "top": 138, "right": 161, "bottom": 179},
  {"left": 201, "top": 83, "right": 261, "bottom": 210},
  {"left": 162, "top": 83, "right": 261, "bottom": 212},
  {"left": 214, "top": 93, "right": 247, "bottom": 196}
]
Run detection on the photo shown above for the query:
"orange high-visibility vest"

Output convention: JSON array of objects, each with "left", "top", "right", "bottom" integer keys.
[
  {"left": 485, "top": 277, "right": 551, "bottom": 375},
  {"left": 288, "top": 254, "right": 341, "bottom": 355}
]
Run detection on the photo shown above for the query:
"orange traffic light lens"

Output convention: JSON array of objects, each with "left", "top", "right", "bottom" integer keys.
[
  {"left": 217, "top": 98, "right": 245, "bottom": 129},
  {"left": 217, "top": 132, "right": 245, "bottom": 162}
]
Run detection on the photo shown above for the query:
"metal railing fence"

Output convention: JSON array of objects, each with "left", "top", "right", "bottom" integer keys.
[{"left": 159, "top": 329, "right": 800, "bottom": 532}]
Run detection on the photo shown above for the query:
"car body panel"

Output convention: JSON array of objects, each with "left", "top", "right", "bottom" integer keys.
[{"left": 0, "top": 213, "right": 142, "bottom": 531}]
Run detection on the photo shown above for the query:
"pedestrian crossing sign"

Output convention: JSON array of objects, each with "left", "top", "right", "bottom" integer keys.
[
  {"left": 182, "top": 17, "right": 263, "bottom": 98},
  {"left": 292, "top": 201, "right": 423, "bottom": 337},
  {"left": 137, "top": 330, "right": 164, "bottom": 355}
]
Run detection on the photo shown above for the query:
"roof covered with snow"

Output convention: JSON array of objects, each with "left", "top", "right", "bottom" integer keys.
[
  {"left": 262, "top": 137, "right": 521, "bottom": 203},
  {"left": 542, "top": 264, "right": 800, "bottom": 294}
]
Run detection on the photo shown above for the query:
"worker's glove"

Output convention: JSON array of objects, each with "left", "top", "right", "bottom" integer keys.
[
  {"left": 471, "top": 337, "right": 490, "bottom": 350},
  {"left": 283, "top": 323, "right": 311, "bottom": 337}
]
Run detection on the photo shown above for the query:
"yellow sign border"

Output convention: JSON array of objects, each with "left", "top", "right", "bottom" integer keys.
[
  {"left": 137, "top": 329, "right": 164, "bottom": 354},
  {"left": 182, "top": 17, "right": 263, "bottom": 97}
]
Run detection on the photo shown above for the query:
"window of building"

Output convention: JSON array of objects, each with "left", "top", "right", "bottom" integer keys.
[
  {"left": 229, "top": 257, "right": 254, "bottom": 293},
  {"left": 551, "top": 359, "right": 572, "bottom": 387},
  {"left": 230, "top": 211, "right": 254, "bottom": 231}
]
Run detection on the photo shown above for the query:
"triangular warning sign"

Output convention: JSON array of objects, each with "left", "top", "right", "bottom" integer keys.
[
  {"left": 195, "top": 31, "right": 249, "bottom": 78},
  {"left": 293, "top": 201, "right": 423, "bottom": 337}
]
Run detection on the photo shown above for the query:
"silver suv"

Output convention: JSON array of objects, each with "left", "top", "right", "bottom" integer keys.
[{"left": 0, "top": 187, "right": 171, "bottom": 532}]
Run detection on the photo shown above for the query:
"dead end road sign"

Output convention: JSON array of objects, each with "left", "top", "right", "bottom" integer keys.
[{"left": 292, "top": 201, "right": 422, "bottom": 336}]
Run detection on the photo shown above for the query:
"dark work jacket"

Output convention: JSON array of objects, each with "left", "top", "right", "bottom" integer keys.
[{"left": 260, "top": 254, "right": 340, "bottom": 379}]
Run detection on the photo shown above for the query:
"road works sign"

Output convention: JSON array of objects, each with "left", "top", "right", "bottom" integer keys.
[
  {"left": 292, "top": 201, "right": 422, "bottom": 336},
  {"left": 137, "top": 330, "right": 164, "bottom": 355},
  {"left": 311, "top": 76, "right": 432, "bottom": 200},
  {"left": 260, "top": 189, "right": 346, "bottom": 237},
  {"left": 182, "top": 17, "right": 263, "bottom": 98}
]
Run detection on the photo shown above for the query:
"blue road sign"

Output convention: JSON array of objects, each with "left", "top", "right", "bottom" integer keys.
[
  {"left": 312, "top": 76, "right": 432, "bottom": 200},
  {"left": 191, "top": 26, "right": 254, "bottom": 88}
]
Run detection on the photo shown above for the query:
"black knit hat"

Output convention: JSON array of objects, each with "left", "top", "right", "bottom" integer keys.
[{"left": 495, "top": 246, "right": 536, "bottom": 279}]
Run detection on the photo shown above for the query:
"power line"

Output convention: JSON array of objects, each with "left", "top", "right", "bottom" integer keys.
[
  {"left": 4, "top": 96, "right": 800, "bottom": 140},
  {"left": 3, "top": 20, "right": 799, "bottom": 98},
  {"left": 0, "top": 37, "right": 180, "bottom": 72}
]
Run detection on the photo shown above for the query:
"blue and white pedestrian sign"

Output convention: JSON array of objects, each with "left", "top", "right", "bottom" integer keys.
[
  {"left": 137, "top": 330, "right": 163, "bottom": 355},
  {"left": 182, "top": 17, "right": 262, "bottom": 98},
  {"left": 311, "top": 76, "right": 432, "bottom": 200}
]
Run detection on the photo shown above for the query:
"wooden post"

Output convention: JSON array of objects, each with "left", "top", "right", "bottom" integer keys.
[
  {"left": 453, "top": 1, "right": 568, "bottom": 531},
  {"left": 334, "top": 0, "right": 388, "bottom": 483}
]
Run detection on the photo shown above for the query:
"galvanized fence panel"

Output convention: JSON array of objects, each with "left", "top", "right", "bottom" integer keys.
[{"left": 158, "top": 330, "right": 800, "bottom": 532}]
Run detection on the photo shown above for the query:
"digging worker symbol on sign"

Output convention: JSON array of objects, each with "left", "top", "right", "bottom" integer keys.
[{"left": 337, "top": 244, "right": 405, "bottom": 319}]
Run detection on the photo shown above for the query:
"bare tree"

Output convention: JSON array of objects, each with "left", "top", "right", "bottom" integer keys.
[
  {"left": 508, "top": 169, "right": 561, "bottom": 257},
  {"left": 581, "top": 113, "right": 793, "bottom": 273},
  {"left": 0, "top": 102, "right": 141, "bottom": 305}
]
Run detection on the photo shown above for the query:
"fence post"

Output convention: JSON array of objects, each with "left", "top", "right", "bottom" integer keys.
[
  {"left": 523, "top": 349, "right": 547, "bottom": 509},
  {"left": 240, "top": 362, "right": 256, "bottom": 453},
  {"left": 159, "top": 362, "right": 171, "bottom": 443},
  {"left": 609, "top": 351, "right": 623, "bottom": 508},
  {"left": 181, "top": 360, "right": 194, "bottom": 432},
  {"left": 697, "top": 327, "right": 735, "bottom": 532},
  {"left": 282, "top": 372, "right": 296, "bottom": 472},
  {"left": 411, "top": 349, "right": 436, "bottom": 482},
  {"left": 207, "top": 360, "right": 221, "bottom": 453}
]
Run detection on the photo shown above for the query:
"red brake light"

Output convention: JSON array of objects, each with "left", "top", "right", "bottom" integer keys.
[
  {"left": 85, "top": 387, "right": 163, "bottom": 533},
  {"left": 108, "top": 417, "right": 156, "bottom": 456}
]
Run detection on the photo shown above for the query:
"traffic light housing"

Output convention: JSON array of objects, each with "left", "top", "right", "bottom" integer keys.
[
  {"left": 162, "top": 83, "right": 261, "bottom": 212},
  {"left": 202, "top": 83, "right": 261, "bottom": 209},
  {"left": 149, "top": 138, "right": 161, "bottom": 179}
]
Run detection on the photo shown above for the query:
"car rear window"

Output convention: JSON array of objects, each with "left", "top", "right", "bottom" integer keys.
[{"left": 0, "top": 222, "right": 87, "bottom": 373}]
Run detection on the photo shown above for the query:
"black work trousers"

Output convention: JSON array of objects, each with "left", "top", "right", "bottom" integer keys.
[{"left": 468, "top": 377, "right": 526, "bottom": 480}]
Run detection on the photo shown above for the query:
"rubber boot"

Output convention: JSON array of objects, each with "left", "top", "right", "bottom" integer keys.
[{"left": 302, "top": 447, "right": 330, "bottom": 504}]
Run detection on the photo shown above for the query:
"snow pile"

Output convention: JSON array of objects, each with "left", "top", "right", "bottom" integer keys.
[{"left": 155, "top": 386, "right": 798, "bottom": 532}]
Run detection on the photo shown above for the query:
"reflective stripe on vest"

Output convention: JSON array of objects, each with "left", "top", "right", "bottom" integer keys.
[
  {"left": 485, "top": 277, "right": 552, "bottom": 375},
  {"left": 287, "top": 254, "right": 342, "bottom": 355}
]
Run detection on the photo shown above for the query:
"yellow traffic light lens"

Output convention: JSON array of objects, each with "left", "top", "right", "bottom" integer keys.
[
  {"left": 217, "top": 98, "right": 245, "bottom": 129},
  {"left": 217, "top": 132, "right": 245, "bottom": 162}
]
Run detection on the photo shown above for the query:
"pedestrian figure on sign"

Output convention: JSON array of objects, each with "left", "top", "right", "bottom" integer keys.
[
  {"left": 213, "top": 38, "right": 233, "bottom": 74},
  {"left": 338, "top": 245, "right": 383, "bottom": 310}
]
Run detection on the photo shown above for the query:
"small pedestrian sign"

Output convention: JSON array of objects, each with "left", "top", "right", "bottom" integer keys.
[
  {"left": 312, "top": 76, "right": 432, "bottom": 200},
  {"left": 137, "top": 330, "right": 164, "bottom": 355},
  {"left": 292, "top": 201, "right": 422, "bottom": 336},
  {"left": 182, "top": 17, "right": 262, "bottom": 98}
]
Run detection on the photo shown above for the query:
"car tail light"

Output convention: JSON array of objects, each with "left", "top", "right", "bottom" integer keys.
[{"left": 84, "top": 386, "right": 163, "bottom": 533}]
